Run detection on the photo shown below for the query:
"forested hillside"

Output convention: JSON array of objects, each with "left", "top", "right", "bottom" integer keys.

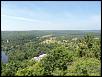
[{"left": 1, "top": 30, "right": 101, "bottom": 76}]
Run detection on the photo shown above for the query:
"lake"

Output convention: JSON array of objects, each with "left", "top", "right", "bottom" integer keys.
[{"left": 1, "top": 51, "right": 8, "bottom": 64}]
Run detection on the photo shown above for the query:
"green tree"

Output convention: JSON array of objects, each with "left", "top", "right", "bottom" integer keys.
[
  {"left": 41, "top": 46, "right": 74, "bottom": 75},
  {"left": 65, "top": 57, "right": 101, "bottom": 76},
  {"left": 16, "top": 62, "right": 44, "bottom": 76}
]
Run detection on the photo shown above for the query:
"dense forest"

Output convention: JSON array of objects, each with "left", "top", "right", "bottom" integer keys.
[{"left": 1, "top": 30, "right": 101, "bottom": 76}]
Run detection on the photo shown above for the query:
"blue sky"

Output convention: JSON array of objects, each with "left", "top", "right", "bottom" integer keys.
[{"left": 1, "top": 1, "right": 101, "bottom": 31}]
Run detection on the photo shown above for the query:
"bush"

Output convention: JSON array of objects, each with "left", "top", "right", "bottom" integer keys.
[
  {"left": 16, "top": 62, "right": 44, "bottom": 76},
  {"left": 41, "top": 46, "right": 74, "bottom": 75},
  {"left": 51, "top": 68, "right": 65, "bottom": 76},
  {"left": 65, "top": 57, "right": 101, "bottom": 76}
]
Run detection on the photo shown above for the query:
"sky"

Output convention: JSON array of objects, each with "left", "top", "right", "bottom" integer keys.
[{"left": 1, "top": 1, "right": 101, "bottom": 31}]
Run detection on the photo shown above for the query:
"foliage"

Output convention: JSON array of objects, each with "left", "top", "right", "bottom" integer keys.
[
  {"left": 16, "top": 62, "right": 44, "bottom": 76},
  {"left": 41, "top": 46, "right": 75, "bottom": 75},
  {"left": 51, "top": 68, "right": 65, "bottom": 76},
  {"left": 65, "top": 57, "right": 101, "bottom": 76},
  {"left": 1, "top": 30, "right": 101, "bottom": 76}
]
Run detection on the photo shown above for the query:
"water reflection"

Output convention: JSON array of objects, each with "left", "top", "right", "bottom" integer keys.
[{"left": 1, "top": 51, "right": 8, "bottom": 64}]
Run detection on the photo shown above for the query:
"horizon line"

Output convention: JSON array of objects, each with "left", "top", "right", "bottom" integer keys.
[{"left": 1, "top": 29, "right": 101, "bottom": 31}]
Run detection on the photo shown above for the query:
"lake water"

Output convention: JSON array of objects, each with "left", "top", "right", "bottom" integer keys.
[{"left": 1, "top": 51, "right": 8, "bottom": 64}]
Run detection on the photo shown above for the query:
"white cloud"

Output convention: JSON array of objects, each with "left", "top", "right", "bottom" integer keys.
[{"left": 1, "top": 14, "right": 51, "bottom": 25}]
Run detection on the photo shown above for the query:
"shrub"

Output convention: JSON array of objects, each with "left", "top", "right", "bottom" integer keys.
[
  {"left": 16, "top": 62, "right": 44, "bottom": 76},
  {"left": 65, "top": 57, "right": 101, "bottom": 76},
  {"left": 41, "top": 46, "right": 74, "bottom": 75}
]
